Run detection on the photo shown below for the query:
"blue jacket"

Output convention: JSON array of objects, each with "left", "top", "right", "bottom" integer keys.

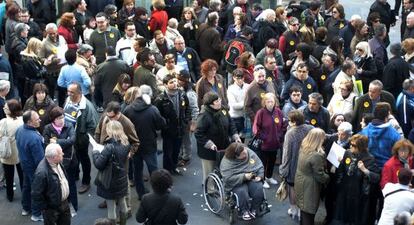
[
  {"left": 57, "top": 64, "right": 91, "bottom": 95},
  {"left": 396, "top": 90, "right": 414, "bottom": 137},
  {"left": 282, "top": 75, "right": 318, "bottom": 102},
  {"left": 16, "top": 124, "right": 45, "bottom": 172},
  {"left": 360, "top": 122, "right": 401, "bottom": 168}
]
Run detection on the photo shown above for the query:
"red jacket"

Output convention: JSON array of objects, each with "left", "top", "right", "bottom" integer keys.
[
  {"left": 149, "top": 10, "right": 168, "bottom": 34},
  {"left": 253, "top": 107, "right": 286, "bottom": 151},
  {"left": 380, "top": 155, "right": 413, "bottom": 189},
  {"left": 58, "top": 25, "right": 78, "bottom": 50}
]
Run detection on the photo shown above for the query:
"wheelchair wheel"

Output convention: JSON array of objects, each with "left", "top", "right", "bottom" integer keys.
[{"left": 203, "top": 172, "right": 225, "bottom": 214}]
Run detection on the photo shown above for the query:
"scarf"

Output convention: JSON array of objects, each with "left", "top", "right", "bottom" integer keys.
[
  {"left": 399, "top": 156, "right": 410, "bottom": 169},
  {"left": 52, "top": 122, "right": 64, "bottom": 135}
]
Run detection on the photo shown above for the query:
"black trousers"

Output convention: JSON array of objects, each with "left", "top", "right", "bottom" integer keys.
[
  {"left": 43, "top": 200, "right": 71, "bottom": 225},
  {"left": 75, "top": 139, "right": 91, "bottom": 185},
  {"left": 162, "top": 135, "right": 182, "bottom": 172},
  {"left": 300, "top": 210, "right": 315, "bottom": 225},
  {"left": 259, "top": 150, "right": 277, "bottom": 178},
  {"left": 2, "top": 163, "right": 23, "bottom": 201}
]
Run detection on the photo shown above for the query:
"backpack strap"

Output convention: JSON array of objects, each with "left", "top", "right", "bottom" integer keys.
[{"left": 384, "top": 189, "right": 409, "bottom": 198}]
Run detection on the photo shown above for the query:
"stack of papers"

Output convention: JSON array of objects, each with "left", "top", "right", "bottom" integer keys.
[
  {"left": 88, "top": 134, "right": 104, "bottom": 153},
  {"left": 327, "top": 142, "right": 346, "bottom": 168}
]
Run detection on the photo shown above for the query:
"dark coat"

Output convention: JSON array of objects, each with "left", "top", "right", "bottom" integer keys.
[
  {"left": 73, "top": 10, "right": 93, "bottom": 43},
  {"left": 195, "top": 74, "right": 228, "bottom": 110},
  {"left": 154, "top": 90, "right": 191, "bottom": 138},
  {"left": 195, "top": 106, "right": 237, "bottom": 160},
  {"left": 196, "top": 24, "right": 223, "bottom": 63},
  {"left": 29, "top": 0, "right": 56, "bottom": 30},
  {"left": 369, "top": 0, "right": 396, "bottom": 32},
  {"left": 117, "top": 6, "right": 135, "bottom": 32},
  {"left": 397, "top": 90, "right": 414, "bottom": 137},
  {"left": 282, "top": 75, "right": 318, "bottom": 103},
  {"left": 383, "top": 56, "right": 409, "bottom": 98},
  {"left": 136, "top": 192, "right": 188, "bottom": 225},
  {"left": 0, "top": 54, "right": 13, "bottom": 96},
  {"left": 403, "top": 26, "right": 414, "bottom": 40},
  {"left": 92, "top": 139, "right": 129, "bottom": 200},
  {"left": 124, "top": 98, "right": 166, "bottom": 154},
  {"left": 16, "top": 125, "right": 45, "bottom": 173},
  {"left": 254, "top": 20, "right": 281, "bottom": 54},
  {"left": 43, "top": 123, "right": 77, "bottom": 170},
  {"left": 301, "top": 105, "right": 330, "bottom": 133},
  {"left": 89, "top": 27, "right": 122, "bottom": 64},
  {"left": 168, "top": 47, "right": 201, "bottom": 83},
  {"left": 27, "top": 20, "right": 43, "bottom": 40},
  {"left": 324, "top": 17, "right": 347, "bottom": 45},
  {"left": 85, "top": 0, "right": 114, "bottom": 16},
  {"left": 165, "top": 0, "right": 184, "bottom": 20},
  {"left": 23, "top": 96, "right": 56, "bottom": 134},
  {"left": 31, "top": 159, "right": 68, "bottom": 210},
  {"left": 311, "top": 40, "right": 328, "bottom": 62},
  {"left": 9, "top": 36, "right": 27, "bottom": 78},
  {"left": 95, "top": 58, "right": 131, "bottom": 108},
  {"left": 369, "top": 36, "right": 388, "bottom": 78},
  {"left": 339, "top": 24, "right": 356, "bottom": 58},
  {"left": 333, "top": 150, "right": 380, "bottom": 225},
  {"left": 177, "top": 19, "right": 200, "bottom": 51},
  {"left": 134, "top": 19, "right": 152, "bottom": 41},
  {"left": 354, "top": 56, "right": 378, "bottom": 94},
  {"left": 401, "top": 8, "right": 414, "bottom": 39}
]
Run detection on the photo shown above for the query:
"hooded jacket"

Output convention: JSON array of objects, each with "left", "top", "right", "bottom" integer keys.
[
  {"left": 396, "top": 90, "right": 414, "bottom": 137},
  {"left": 124, "top": 98, "right": 166, "bottom": 154}
]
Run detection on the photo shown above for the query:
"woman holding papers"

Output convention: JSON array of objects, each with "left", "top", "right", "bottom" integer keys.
[
  {"left": 332, "top": 134, "right": 380, "bottom": 225},
  {"left": 92, "top": 121, "right": 130, "bottom": 225}
]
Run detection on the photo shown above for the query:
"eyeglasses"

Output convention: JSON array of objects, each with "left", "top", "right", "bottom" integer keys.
[{"left": 357, "top": 48, "right": 363, "bottom": 52}]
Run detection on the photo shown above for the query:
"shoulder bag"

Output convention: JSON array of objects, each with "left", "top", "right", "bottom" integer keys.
[{"left": 0, "top": 120, "right": 12, "bottom": 159}]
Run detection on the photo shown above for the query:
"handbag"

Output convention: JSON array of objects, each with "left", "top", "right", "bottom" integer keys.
[
  {"left": 248, "top": 135, "right": 263, "bottom": 152},
  {"left": 275, "top": 180, "right": 288, "bottom": 201},
  {"left": 94, "top": 153, "right": 114, "bottom": 189},
  {"left": 0, "top": 120, "right": 12, "bottom": 159}
]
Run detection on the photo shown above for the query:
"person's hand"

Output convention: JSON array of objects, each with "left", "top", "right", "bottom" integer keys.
[
  {"left": 358, "top": 161, "right": 369, "bottom": 174},
  {"left": 50, "top": 137, "right": 57, "bottom": 143},
  {"left": 190, "top": 121, "right": 197, "bottom": 132},
  {"left": 128, "top": 15, "right": 134, "bottom": 20},
  {"left": 356, "top": 68, "right": 363, "bottom": 74},
  {"left": 245, "top": 172, "right": 254, "bottom": 180},
  {"left": 90, "top": 55, "right": 96, "bottom": 65},
  {"left": 235, "top": 136, "right": 242, "bottom": 143},
  {"left": 286, "top": 60, "right": 293, "bottom": 66},
  {"left": 254, "top": 176, "right": 261, "bottom": 182},
  {"left": 338, "top": 156, "right": 343, "bottom": 162},
  {"left": 210, "top": 144, "right": 217, "bottom": 151}
]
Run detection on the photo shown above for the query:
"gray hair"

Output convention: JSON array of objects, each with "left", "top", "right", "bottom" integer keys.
[
  {"left": 0, "top": 80, "right": 10, "bottom": 93},
  {"left": 350, "top": 14, "right": 362, "bottom": 22},
  {"left": 45, "top": 23, "right": 58, "bottom": 31},
  {"left": 408, "top": 12, "right": 414, "bottom": 19},
  {"left": 374, "top": 23, "right": 386, "bottom": 37},
  {"left": 393, "top": 211, "right": 411, "bottom": 225},
  {"left": 168, "top": 18, "right": 178, "bottom": 29},
  {"left": 369, "top": 80, "right": 384, "bottom": 90},
  {"left": 403, "top": 79, "right": 414, "bottom": 90},
  {"left": 337, "top": 122, "right": 353, "bottom": 135},
  {"left": 45, "top": 143, "right": 62, "bottom": 159},
  {"left": 309, "top": 92, "right": 323, "bottom": 105}
]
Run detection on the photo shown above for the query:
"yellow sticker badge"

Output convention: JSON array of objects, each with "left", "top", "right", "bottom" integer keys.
[
  {"left": 396, "top": 170, "right": 400, "bottom": 177},
  {"left": 187, "top": 54, "right": 192, "bottom": 59},
  {"left": 267, "top": 77, "right": 273, "bottom": 82},
  {"left": 307, "top": 84, "right": 312, "bottom": 89},
  {"left": 71, "top": 111, "right": 77, "bottom": 117},
  {"left": 363, "top": 101, "right": 370, "bottom": 108},
  {"left": 222, "top": 110, "right": 227, "bottom": 116},
  {"left": 310, "top": 119, "right": 317, "bottom": 125},
  {"left": 109, "top": 33, "right": 115, "bottom": 39},
  {"left": 289, "top": 41, "right": 295, "bottom": 46},
  {"left": 38, "top": 109, "right": 45, "bottom": 115},
  {"left": 321, "top": 75, "right": 326, "bottom": 80},
  {"left": 147, "top": 25, "right": 151, "bottom": 31},
  {"left": 274, "top": 117, "right": 279, "bottom": 124},
  {"left": 339, "top": 23, "right": 344, "bottom": 29},
  {"left": 195, "top": 24, "right": 198, "bottom": 29},
  {"left": 181, "top": 101, "right": 185, "bottom": 106},
  {"left": 260, "top": 93, "right": 265, "bottom": 98},
  {"left": 345, "top": 158, "right": 351, "bottom": 165},
  {"left": 52, "top": 48, "right": 57, "bottom": 54},
  {"left": 249, "top": 159, "right": 255, "bottom": 164},
  {"left": 218, "top": 83, "right": 222, "bottom": 89}
]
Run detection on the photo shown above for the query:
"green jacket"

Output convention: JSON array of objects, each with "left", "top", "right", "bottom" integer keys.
[
  {"left": 89, "top": 26, "right": 121, "bottom": 64},
  {"left": 133, "top": 65, "right": 159, "bottom": 97}
]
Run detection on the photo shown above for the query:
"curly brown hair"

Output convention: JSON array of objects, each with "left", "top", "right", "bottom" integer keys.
[
  {"left": 60, "top": 12, "right": 75, "bottom": 28},
  {"left": 200, "top": 59, "right": 219, "bottom": 77}
]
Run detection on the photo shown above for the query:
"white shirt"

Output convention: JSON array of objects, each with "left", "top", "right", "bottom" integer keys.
[
  {"left": 115, "top": 35, "right": 136, "bottom": 66},
  {"left": 227, "top": 82, "right": 250, "bottom": 118},
  {"left": 378, "top": 183, "right": 414, "bottom": 225}
]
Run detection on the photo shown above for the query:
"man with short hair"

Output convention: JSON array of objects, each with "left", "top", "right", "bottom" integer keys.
[
  {"left": 154, "top": 75, "right": 191, "bottom": 175},
  {"left": 319, "top": 53, "right": 341, "bottom": 104},
  {"left": 149, "top": 30, "right": 174, "bottom": 65},
  {"left": 264, "top": 55, "right": 284, "bottom": 96},
  {"left": 244, "top": 65, "right": 276, "bottom": 122},
  {"left": 133, "top": 50, "right": 159, "bottom": 97},
  {"left": 300, "top": 0, "right": 325, "bottom": 29},
  {"left": 73, "top": 0, "right": 92, "bottom": 43},
  {"left": 369, "top": 23, "right": 389, "bottom": 77},
  {"left": 282, "top": 85, "right": 307, "bottom": 119},
  {"left": 168, "top": 36, "right": 201, "bottom": 83},
  {"left": 116, "top": 22, "right": 139, "bottom": 66},
  {"left": 196, "top": 11, "right": 224, "bottom": 63},
  {"left": 63, "top": 82, "right": 99, "bottom": 194},
  {"left": 339, "top": 15, "right": 362, "bottom": 58},
  {"left": 332, "top": 60, "right": 359, "bottom": 96},
  {"left": 19, "top": 8, "right": 42, "bottom": 40},
  {"left": 353, "top": 80, "right": 396, "bottom": 131},
  {"left": 89, "top": 12, "right": 121, "bottom": 64},
  {"left": 281, "top": 63, "right": 318, "bottom": 103},
  {"left": 94, "top": 46, "right": 131, "bottom": 108},
  {"left": 396, "top": 79, "right": 414, "bottom": 137},
  {"left": 404, "top": 12, "right": 414, "bottom": 40},
  {"left": 383, "top": 43, "right": 410, "bottom": 98},
  {"left": 299, "top": 92, "right": 330, "bottom": 132},
  {"left": 31, "top": 143, "right": 70, "bottom": 225},
  {"left": 255, "top": 38, "right": 284, "bottom": 71},
  {"left": 76, "top": 44, "right": 97, "bottom": 78},
  {"left": 58, "top": 49, "right": 92, "bottom": 99},
  {"left": 16, "top": 110, "right": 44, "bottom": 221}
]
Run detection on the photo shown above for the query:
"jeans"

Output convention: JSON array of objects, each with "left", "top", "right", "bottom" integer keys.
[
  {"left": 107, "top": 197, "right": 127, "bottom": 220},
  {"left": 232, "top": 181, "right": 264, "bottom": 212},
  {"left": 22, "top": 167, "right": 41, "bottom": 216},
  {"left": 2, "top": 163, "right": 23, "bottom": 201},
  {"left": 179, "top": 128, "right": 194, "bottom": 161},
  {"left": 231, "top": 117, "right": 245, "bottom": 141},
  {"left": 133, "top": 151, "right": 158, "bottom": 198},
  {"left": 43, "top": 200, "right": 71, "bottom": 225},
  {"left": 259, "top": 150, "right": 278, "bottom": 179},
  {"left": 162, "top": 136, "right": 182, "bottom": 172}
]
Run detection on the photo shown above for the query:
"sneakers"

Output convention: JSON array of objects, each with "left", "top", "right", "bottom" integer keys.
[
  {"left": 266, "top": 177, "right": 278, "bottom": 185},
  {"left": 249, "top": 210, "right": 257, "bottom": 218},
  {"left": 177, "top": 159, "right": 190, "bottom": 167},
  {"left": 263, "top": 181, "right": 270, "bottom": 189},
  {"left": 31, "top": 215, "right": 44, "bottom": 222},
  {"left": 242, "top": 211, "right": 252, "bottom": 221},
  {"left": 21, "top": 210, "right": 30, "bottom": 216}
]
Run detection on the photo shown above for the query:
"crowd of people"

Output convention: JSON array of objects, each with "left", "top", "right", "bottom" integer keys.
[{"left": 1, "top": 0, "right": 414, "bottom": 224}]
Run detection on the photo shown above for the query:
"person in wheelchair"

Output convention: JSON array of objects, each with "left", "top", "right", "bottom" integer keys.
[{"left": 220, "top": 142, "right": 265, "bottom": 221}]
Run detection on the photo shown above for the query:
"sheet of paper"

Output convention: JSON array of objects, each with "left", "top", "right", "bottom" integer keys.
[
  {"left": 327, "top": 142, "right": 346, "bottom": 168},
  {"left": 88, "top": 134, "right": 104, "bottom": 153}
]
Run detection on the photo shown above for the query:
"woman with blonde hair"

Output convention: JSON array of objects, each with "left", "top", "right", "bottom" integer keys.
[
  {"left": 253, "top": 92, "right": 286, "bottom": 189},
  {"left": 58, "top": 12, "right": 79, "bottom": 50},
  {"left": 354, "top": 41, "right": 377, "bottom": 94},
  {"left": 295, "top": 128, "right": 330, "bottom": 225},
  {"left": 403, "top": 38, "right": 414, "bottom": 80},
  {"left": 92, "top": 120, "right": 130, "bottom": 225}
]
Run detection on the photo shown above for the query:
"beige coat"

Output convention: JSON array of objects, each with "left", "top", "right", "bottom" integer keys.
[{"left": 0, "top": 117, "right": 24, "bottom": 165}]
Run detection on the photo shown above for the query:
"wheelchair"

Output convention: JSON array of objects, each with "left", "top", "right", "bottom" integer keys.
[{"left": 203, "top": 168, "right": 271, "bottom": 224}]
